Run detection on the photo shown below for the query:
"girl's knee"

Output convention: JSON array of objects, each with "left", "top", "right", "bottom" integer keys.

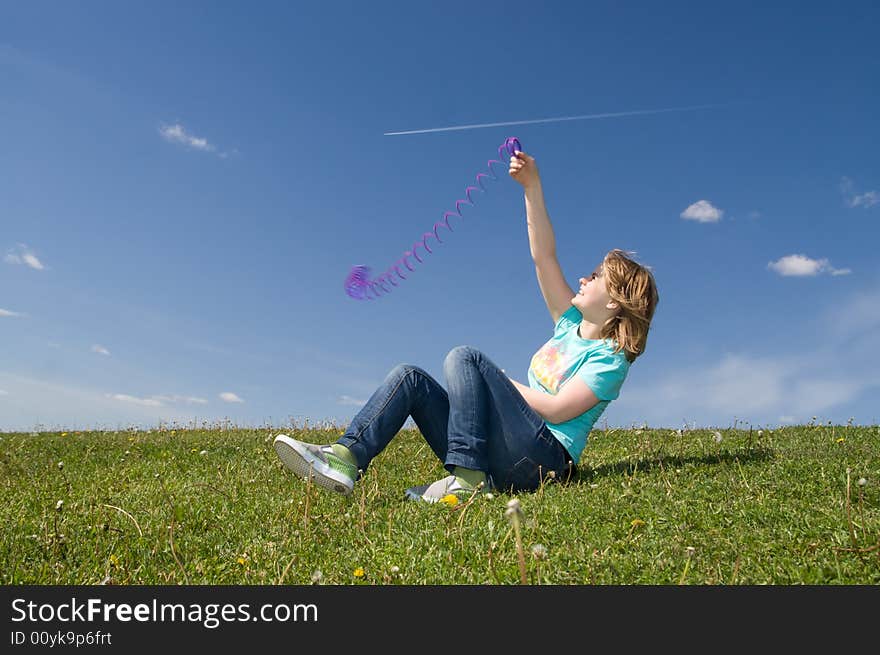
[
  {"left": 387, "top": 363, "right": 427, "bottom": 381},
  {"left": 444, "top": 345, "right": 478, "bottom": 368}
]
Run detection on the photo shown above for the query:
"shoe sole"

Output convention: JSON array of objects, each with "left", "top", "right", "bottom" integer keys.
[{"left": 273, "top": 435, "right": 353, "bottom": 496}]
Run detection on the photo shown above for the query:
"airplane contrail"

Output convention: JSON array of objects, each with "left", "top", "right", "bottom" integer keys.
[{"left": 384, "top": 103, "right": 725, "bottom": 136}]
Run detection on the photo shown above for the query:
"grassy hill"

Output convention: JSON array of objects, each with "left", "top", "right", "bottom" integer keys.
[{"left": 1, "top": 422, "right": 877, "bottom": 584}]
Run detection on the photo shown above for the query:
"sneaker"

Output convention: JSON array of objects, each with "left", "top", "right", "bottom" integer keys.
[
  {"left": 273, "top": 434, "right": 357, "bottom": 495},
  {"left": 405, "top": 474, "right": 482, "bottom": 504}
]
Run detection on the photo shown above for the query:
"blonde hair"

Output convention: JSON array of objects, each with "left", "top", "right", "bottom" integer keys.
[{"left": 600, "top": 249, "right": 659, "bottom": 363}]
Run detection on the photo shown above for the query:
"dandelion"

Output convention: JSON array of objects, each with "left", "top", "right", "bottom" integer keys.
[
  {"left": 757, "top": 430, "right": 763, "bottom": 436},
  {"left": 199, "top": 450, "right": 208, "bottom": 456},
  {"left": 686, "top": 546, "right": 696, "bottom": 556},
  {"left": 237, "top": 557, "right": 247, "bottom": 566},
  {"left": 836, "top": 438, "right": 845, "bottom": 444},
  {"left": 485, "top": 493, "right": 495, "bottom": 500},
  {"left": 353, "top": 567, "right": 365, "bottom": 578},
  {"left": 858, "top": 478, "right": 867, "bottom": 487},
  {"left": 55, "top": 500, "right": 63, "bottom": 511},
  {"left": 504, "top": 498, "right": 527, "bottom": 584},
  {"left": 439, "top": 494, "right": 459, "bottom": 507},
  {"left": 310, "top": 570, "right": 323, "bottom": 584},
  {"left": 390, "top": 565, "right": 400, "bottom": 575},
  {"left": 61, "top": 432, "right": 68, "bottom": 437},
  {"left": 57, "top": 461, "right": 64, "bottom": 470},
  {"left": 109, "top": 554, "right": 119, "bottom": 567},
  {"left": 713, "top": 431, "right": 723, "bottom": 443},
  {"left": 531, "top": 544, "right": 547, "bottom": 560},
  {"left": 631, "top": 519, "right": 645, "bottom": 528}
]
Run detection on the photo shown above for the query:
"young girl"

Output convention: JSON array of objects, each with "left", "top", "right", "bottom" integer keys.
[{"left": 274, "top": 148, "right": 660, "bottom": 502}]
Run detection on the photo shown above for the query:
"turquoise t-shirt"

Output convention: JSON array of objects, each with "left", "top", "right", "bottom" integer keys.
[{"left": 527, "top": 305, "right": 631, "bottom": 464}]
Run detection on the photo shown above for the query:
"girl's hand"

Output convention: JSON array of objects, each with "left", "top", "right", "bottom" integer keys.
[{"left": 508, "top": 150, "right": 540, "bottom": 189}]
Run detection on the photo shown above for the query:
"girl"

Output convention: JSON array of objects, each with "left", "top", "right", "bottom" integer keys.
[{"left": 274, "top": 148, "right": 660, "bottom": 502}]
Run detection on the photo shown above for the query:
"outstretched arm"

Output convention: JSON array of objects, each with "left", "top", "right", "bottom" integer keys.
[{"left": 509, "top": 150, "right": 576, "bottom": 324}]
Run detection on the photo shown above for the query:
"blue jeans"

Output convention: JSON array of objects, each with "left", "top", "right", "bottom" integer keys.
[{"left": 337, "top": 346, "right": 573, "bottom": 492}]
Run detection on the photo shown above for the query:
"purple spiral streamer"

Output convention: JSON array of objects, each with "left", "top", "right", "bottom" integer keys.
[{"left": 345, "top": 136, "right": 522, "bottom": 301}]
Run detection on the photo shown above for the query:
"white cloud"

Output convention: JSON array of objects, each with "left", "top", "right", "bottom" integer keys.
[
  {"left": 107, "top": 393, "right": 208, "bottom": 407},
  {"left": 338, "top": 395, "right": 367, "bottom": 406},
  {"left": 91, "top": 344, "right": 111, "bottom": 356},
  {"left": 0, "top": 308, "right": 25, "bottom": 318},
  {"left": 4, "top": 244, "right": 45, "bottom": 270},
  {"left": 613, "top": 352, "right": 875, "bottom": 428},
  {"left": 680, "top": 200, "right": 723, "bottom": 223},
  {"left": 219, "top": 392, "right": 244, "bottom": 403},
  {"left": 108, "top": 393, "right": 164, "bottom": 407},
  {"left": 152, "top": 394, "right": 209, "bottom": 405},
  {"left": 840, "top": 177, "right": 879, "bottom": 208},
  {"left": 159, "top": 122, "right": 217, "bottom": 153},
  {"left": 608, "top": 282, "right": 880, "bottom": 427},
  {"left": 767, "top": 254, "right": 850, "bottom": 277}
]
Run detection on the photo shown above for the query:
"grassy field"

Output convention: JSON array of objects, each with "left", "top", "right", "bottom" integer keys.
[{"left": 1, "top": 422, "right": 877, "bottom": 584}]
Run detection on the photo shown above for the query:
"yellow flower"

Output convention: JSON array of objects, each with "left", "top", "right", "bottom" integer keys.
[
  {"left": 631, "top": 519, "right": 645, "bottom": 528},
  {"left": 61, "top": 432, "right": 68, "bottom": 437},
  {"left": 353, "top": 567, "right": 365, "bottom": 578},
  {"left": 237, "top": 557, "right": 247, "bottom": 566},
  {"left": 109, "top": 554, "right": 119, "bottom": 567},
  {"left": 439, "top": 494, "right": 459, "bottom": 507},
  {"left": 836, "top": 438, "right": 845, "bottom": 444}
]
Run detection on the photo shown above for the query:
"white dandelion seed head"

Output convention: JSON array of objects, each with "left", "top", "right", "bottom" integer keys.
[
  {"left": 311, "top": 570, "right": 323, "bottom": 583},
  {"left": 55, "top": 500, "right": 64, "bottom": 511},
  {"left": 390, "top": 565, "right": 400, "bottom": 574},
  {"left": 531, "top": 543, "right": 547, "bottom": 559},
  {"left": 686, "top": 546, "right": 696, "bottom": 556},
  {"left": 858, "top": 478, "right": 867, "bottom": 487},
  {"left": 506, "top": 498, "right": 521, "bottom": 511},
  {"left": 57, "top": 461, "right": 64, "bottom": 470},
  {"left": 713, "top": 431, "right": 723, "bottom": 443},
  {"left": 199, "top": 450, "right": 208, "bottom": 456}
]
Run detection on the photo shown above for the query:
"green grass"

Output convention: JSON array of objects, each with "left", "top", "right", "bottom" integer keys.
[{"left": 1, "top": 422, "right": 878, "bottom": 584}]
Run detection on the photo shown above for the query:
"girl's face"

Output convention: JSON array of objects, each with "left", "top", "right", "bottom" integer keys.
[{"left": 572, "top": 262, "right": 615, "bottom": 318}]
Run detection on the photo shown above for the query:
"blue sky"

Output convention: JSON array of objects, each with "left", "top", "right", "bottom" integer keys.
[{"left": 2, "top": 1, "right": 878, "bottom": 432}]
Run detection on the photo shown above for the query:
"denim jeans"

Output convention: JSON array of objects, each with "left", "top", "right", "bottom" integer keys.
[{"left": 337, "top": 346, "right": 573, "bottom": 492}]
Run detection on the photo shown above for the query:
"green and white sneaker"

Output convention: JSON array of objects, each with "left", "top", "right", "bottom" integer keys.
[
  {"left": 405, "top": 474, "right": 481, "bottom": 503},
  {"left": 273, "top": 434, "right": 357, "bottom": 496}
]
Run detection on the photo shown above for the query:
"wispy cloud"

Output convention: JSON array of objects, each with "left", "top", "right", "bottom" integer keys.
[
  {"left": 840, "top": 177, "right": 879, "bottom": 208},
  {"left": 153, "top": 394, "right": 209, "bottom": 405},
  {"left": 219, "top": 392, "right": 244, "bottom": 403},
  {"left": 0, "top": 308, "right": 26, "bottom": 318},
  {"left": 768, "top": 254, "right": 851, "bottom": 277},
  {"left": 338, "top": 395, "right": 367, "bottom": 407},
  {"left": 108, "top": 393, "right": 208, "bottom": 407},
  {"left": 614, "top": 351, "right": 874, "bottom": 427},
  {"left": 108, "top": 393, "right": 164, "bottom": 407},
  {"left": 4, "top": 244, "right": 45, "bottom": 270},
  {"left": 609, "top": 283, "right": 880, "bottom": 427},
  {"left": 680, "top": 200, "right": 723, "bottom": 223},
  {"left": 91, "top": 344, "right": 111, "bottom": 356},
  {"left": 158, "top": 122, "right": 234, "bottom": 158}
]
